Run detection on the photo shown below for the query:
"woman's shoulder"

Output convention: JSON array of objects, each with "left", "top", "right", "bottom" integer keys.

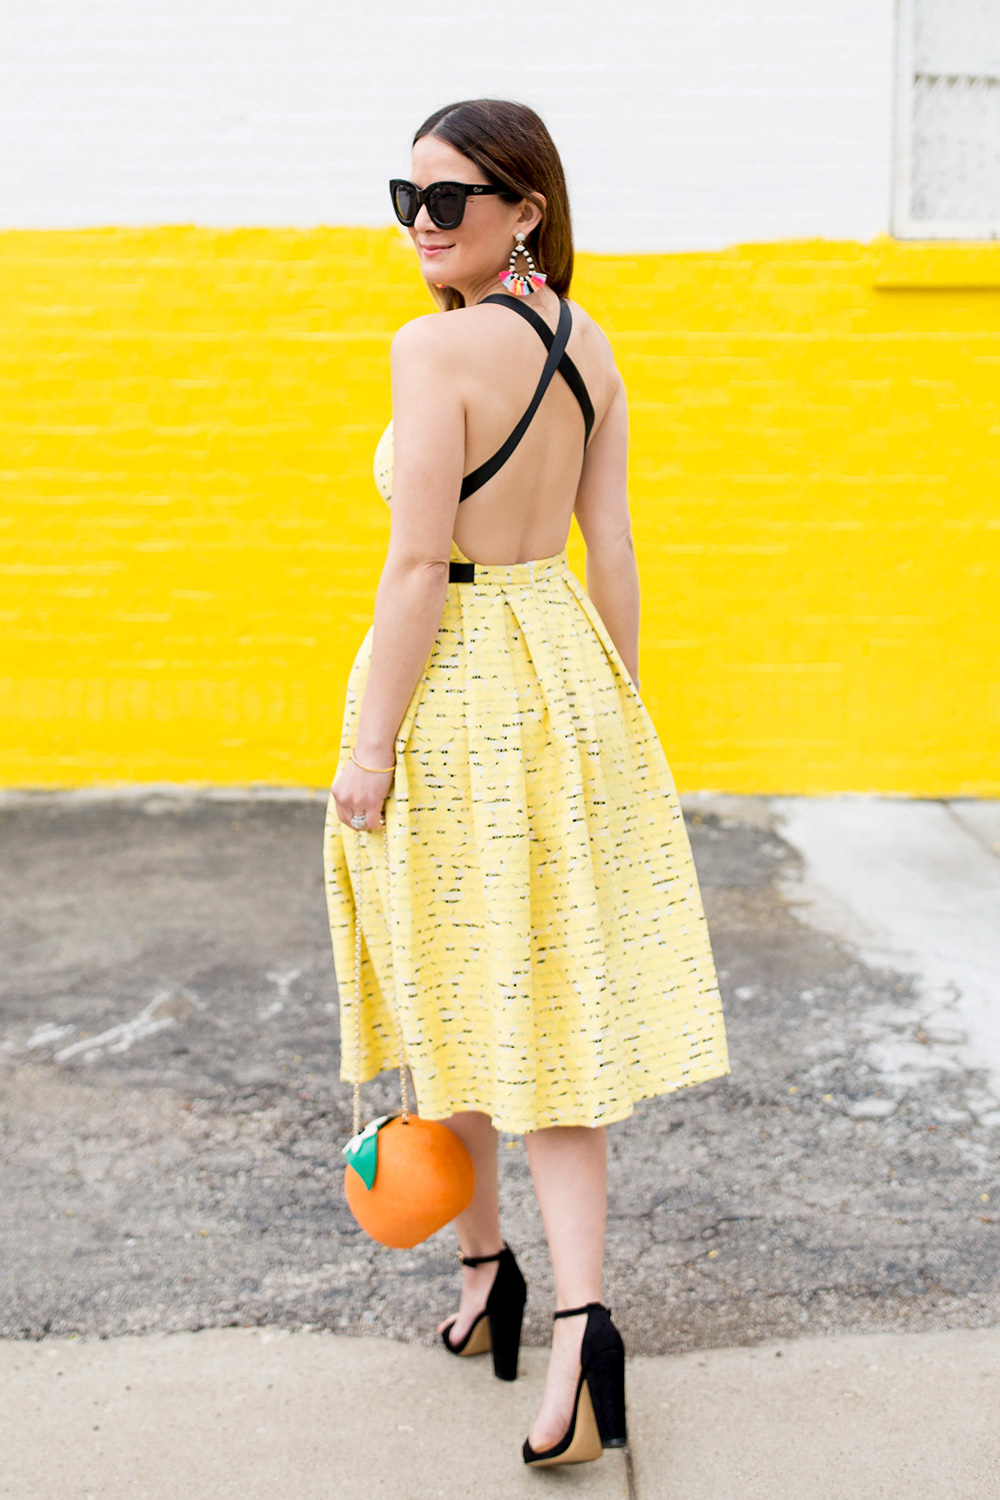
[
  {"left": 390, "top": 296, "right": 619, "bottom": 393},
  {"left": 390, "top": 309, "right": 465, "bottom": 363},
  {"left": 562, "top": 300, "right": 623, "bottom": 410},
  {"left": 389, "top": 301, "right": 536, "bottom": 378},
  {"left": 562, "top": 298, "right": 615, "bottom": 358}
]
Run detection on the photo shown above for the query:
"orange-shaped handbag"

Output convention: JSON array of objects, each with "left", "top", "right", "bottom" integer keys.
[{"left": 341, "top": 822, "right": 474, "bottom": 1249}]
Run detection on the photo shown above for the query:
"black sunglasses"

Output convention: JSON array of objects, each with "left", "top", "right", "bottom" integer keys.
[{"left": 390, "top": 178, "right": 503, "bottom": 230}]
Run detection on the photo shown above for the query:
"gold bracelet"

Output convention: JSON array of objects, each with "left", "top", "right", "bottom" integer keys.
[{"left": 350, "top": 749, "right": 396, "bottom": 774}]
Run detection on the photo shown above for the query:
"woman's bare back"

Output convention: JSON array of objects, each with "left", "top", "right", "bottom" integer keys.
[{"left": 439, "top": 294, "right": 624, "bottom": 566}]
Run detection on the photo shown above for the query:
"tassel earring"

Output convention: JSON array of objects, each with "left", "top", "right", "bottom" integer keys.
[{"left": 500, "top": 233, "right": 547, "bottom": 297}]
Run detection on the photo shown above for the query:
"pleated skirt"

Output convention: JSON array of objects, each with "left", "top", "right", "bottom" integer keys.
[{"left": 322, "top": 543, "right": 730, "bottom": 1134}]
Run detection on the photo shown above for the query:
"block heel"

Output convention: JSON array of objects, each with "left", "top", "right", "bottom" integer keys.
[
  {"left": 441, "top": 1243, "right": 527, "bottom": 1382},
  {"left": 583, "top": 1342, "right": 627, "bottom": 1447},
  {"left": 522, "top": 1302, "right": 628, "bottom": 1467},
  {"left": 488, "top": 1289, "right": 526, "bottom": 1381}
]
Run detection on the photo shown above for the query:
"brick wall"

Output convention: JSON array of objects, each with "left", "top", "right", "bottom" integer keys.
[{"left": 3, "top": 227, "right": 998, "bottom": 793}]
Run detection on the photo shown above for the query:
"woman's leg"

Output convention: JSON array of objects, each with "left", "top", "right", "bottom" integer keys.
[
  {"left": 437, "top": 1110, "right": 504, "bottom": 1340},
  {"left": 523, "top": 1124, "right": 607, "bottom": 1449}
]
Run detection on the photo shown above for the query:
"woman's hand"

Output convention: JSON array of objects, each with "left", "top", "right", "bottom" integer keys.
[{"left": 332, "top": 756, "right": 395, "bottom": 831}]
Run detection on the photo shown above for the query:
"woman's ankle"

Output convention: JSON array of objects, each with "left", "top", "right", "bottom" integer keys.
[
  {"left": 457, "top": 1239, "right": 505, "bottom": 1262},
  {"left": 553, "top": 1292, "right": 601, "bottom": 1313}
]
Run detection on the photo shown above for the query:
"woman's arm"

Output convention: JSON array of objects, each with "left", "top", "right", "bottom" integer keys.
[
  {"left": 572, "top": 376, "right": 640, "bottom": 686},
  {"left": 332, "top": 317, "right": 465, "bottom": 828}
]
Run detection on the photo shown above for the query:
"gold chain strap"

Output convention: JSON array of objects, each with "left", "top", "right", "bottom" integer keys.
[{"left": 351, "top": 822, "right": 411, "bottom": 1138}]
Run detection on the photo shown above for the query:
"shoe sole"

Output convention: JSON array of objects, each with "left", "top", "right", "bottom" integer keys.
[{"left": 525, "top": 1378, "right": 604, "bottom": 1467}]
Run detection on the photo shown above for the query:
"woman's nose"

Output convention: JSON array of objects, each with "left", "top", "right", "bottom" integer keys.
[{"left": 413, "top": 203, "right": 435, "bottom": 232}]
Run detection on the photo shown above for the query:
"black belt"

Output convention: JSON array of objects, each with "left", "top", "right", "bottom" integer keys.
[{"left": 449, "top": 561, "right": 476, "bottom": 582}]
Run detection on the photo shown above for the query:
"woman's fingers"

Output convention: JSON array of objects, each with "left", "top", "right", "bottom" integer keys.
[
  {"left": 351, "top": 807, "right": 386, "bottom": 831},
  {"left": 334, "top": 794, "right": 385, "bottom": 829},
  {"left": 332, "top": 763, "right": 394, "bottom": 829}
]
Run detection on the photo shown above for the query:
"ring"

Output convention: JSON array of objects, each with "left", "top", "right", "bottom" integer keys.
[{"left": 350, "top": 813, "right": 367, "bottom": 830}]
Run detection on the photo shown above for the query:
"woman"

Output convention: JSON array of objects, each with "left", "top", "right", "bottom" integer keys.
[{"left": 323, "top": 98, "right": 730, "bottom": 1467}]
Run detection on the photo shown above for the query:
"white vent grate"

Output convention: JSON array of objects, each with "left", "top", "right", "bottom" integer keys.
[{"left": 894, "top": 0, "right": 1000, "bottom": 237}]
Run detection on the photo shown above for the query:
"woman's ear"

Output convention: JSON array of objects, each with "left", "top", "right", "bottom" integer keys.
[{"left": 517, "top": 193, "right": 546, "bottom": 235}]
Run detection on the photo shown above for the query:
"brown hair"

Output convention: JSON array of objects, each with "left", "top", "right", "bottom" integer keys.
[{"left": 412, "top": 98, "right": 574, "bottom": 311}]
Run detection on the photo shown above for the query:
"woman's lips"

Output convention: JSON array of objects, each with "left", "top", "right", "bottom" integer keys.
[{"left": 419, "top": 242, "right": 454, "bottom": 257}]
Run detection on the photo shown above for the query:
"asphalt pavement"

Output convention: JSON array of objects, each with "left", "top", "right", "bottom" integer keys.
[{"left": 1, "top": 788, "right": 997, "bottom": 1497}]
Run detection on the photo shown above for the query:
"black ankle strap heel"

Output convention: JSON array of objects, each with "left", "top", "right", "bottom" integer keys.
[
  {"left": 523, "top": 1302, "right": 627, "bottom": 1466},
  {"left": 457, "top": 1248, "right": 505, "bottom": 1267},
  {"left": 553, "top": 1300, "right": 610, "bottom": 1320},
  {"left": 441, "top": 1242, "right": 528, "bottom": 1382}
]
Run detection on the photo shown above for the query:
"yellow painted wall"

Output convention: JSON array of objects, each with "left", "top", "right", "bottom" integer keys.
[{"left": 1, "top": 227, "right": 998, "bottom": 793}]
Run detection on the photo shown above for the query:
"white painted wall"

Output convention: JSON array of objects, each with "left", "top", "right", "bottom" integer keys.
[{"left": 1, "top": 0, "right": 896, "bottom": 250}]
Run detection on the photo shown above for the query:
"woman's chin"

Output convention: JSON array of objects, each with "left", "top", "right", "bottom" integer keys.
[{"left": 421, "top": 262, "right": 453, "bottom": 288}]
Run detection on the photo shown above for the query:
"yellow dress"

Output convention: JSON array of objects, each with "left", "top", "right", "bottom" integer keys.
[{"left": 322, "top": 421, "right": 730, "bottom": 1133}]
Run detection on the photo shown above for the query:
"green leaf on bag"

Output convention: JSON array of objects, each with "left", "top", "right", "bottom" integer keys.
[{"left": 342, "top": 1113, "right": 394, "bottom": 1190}]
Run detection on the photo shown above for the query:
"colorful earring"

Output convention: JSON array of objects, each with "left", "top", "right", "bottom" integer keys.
[{"left": 500, "top": 233, "right": 547, "bottom": 297}]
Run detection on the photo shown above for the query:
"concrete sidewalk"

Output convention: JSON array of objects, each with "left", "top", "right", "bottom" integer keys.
[{"left": 2, "top": 1323, "right": 998, "bottom": 1499}]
